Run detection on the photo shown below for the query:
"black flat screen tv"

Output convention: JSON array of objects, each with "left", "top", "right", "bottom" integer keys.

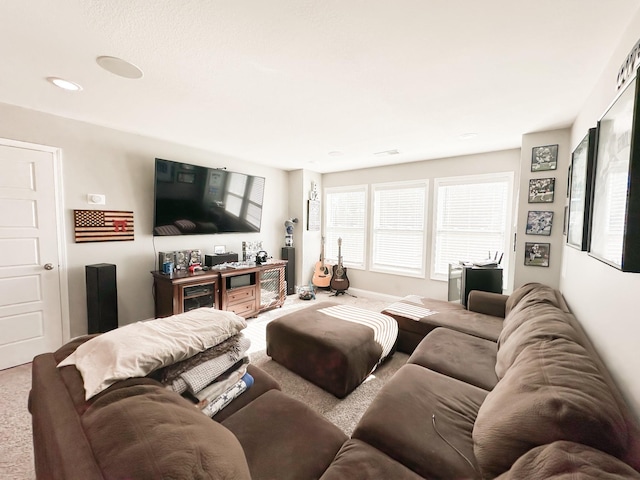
[{"left": 153, "top": 158, "right": 265, "bottom": 236}]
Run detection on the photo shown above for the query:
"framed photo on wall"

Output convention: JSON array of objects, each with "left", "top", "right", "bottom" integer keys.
[
  {"left": 589, "top": 71, "right": 640, "bottom": 272},
  {"left": 531, "top": 144, "right": 559, "bottom": 171},
  {"left": 526, "top": 210, "right": 553, "bottom": 236},
  {"left": 567, "top": 128, "right": 596, "bottom": 250},
  {"left": 524, "top": 242, "right": 550, "bottom": 267},
  {"left": 528, "top": 177, "right": 555, "bottom": 203}
]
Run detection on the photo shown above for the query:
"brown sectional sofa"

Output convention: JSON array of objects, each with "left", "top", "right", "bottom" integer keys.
[
  {"left": 29, "top": 335, "right": 348, "bottom": 480},
  {"left": 324, "top": 283, "right": 640, "bottom": 479},
  {"left": 30, "top": 283, "right": 640, "bottom": 479}
]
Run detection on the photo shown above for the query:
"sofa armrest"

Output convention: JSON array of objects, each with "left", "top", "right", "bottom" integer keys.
[{"left": 467, "top": 291, "right": 508, "bottom": 318}]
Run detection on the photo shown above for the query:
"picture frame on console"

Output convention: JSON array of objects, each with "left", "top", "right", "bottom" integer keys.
[
  {"left": 588, "top": 70, "right": 640, "bottom": 272},
  {"left": 567, "top": 128, "right": 596, "bottom": 251}
]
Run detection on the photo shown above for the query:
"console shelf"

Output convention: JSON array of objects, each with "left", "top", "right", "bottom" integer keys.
[{"left": 151, "top": 270, "right": 219, "bottom": 318}]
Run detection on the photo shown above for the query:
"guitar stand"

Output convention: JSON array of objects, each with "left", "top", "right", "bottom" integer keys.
[{"left": 330, "top": 289, "right": 357, "bottom": 298}]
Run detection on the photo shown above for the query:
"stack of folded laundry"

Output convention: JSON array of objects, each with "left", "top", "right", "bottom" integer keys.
[{"left": 154, "top": 332, "right": 253, "bottom": 417}]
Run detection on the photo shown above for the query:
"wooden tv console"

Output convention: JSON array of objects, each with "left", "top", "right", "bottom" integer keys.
[{"left": 151, "top": 261, "right": 287, "bottom": 319}]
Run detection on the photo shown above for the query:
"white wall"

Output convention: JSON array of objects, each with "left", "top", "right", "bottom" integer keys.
[
  {"left": 323, "top": 149, "right": 521, "bottom": 299},
  {"left": 561, "top": 11, "right": 640, "bottom": 418},
  {"left": 514, "top": 128, "right": 571, "bottom": 290},
  {"left": 0, "top": 103, "right": 289, "bottom": 338},
  {"left": 285, "top": 169, "right": 324, "bottom": 291}
]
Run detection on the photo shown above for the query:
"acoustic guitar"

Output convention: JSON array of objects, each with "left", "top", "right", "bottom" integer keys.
[
  {"left": 330, "top": 237, "right": 350, "bottom": 292},
  {"left": 312, "top": 236, "right": 332, "bottom": 288}
]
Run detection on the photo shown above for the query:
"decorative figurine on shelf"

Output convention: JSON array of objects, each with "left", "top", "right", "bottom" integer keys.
[{"left": 284, "top": 218, "right": 298, "bottom": 247}]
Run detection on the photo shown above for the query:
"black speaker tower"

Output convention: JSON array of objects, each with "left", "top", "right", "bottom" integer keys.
[
  {"left": 86, "top": 263, "right": 118, "bottom": 333},
  {"left": 281, "top": 247, "right": 296, "bottom": 295}
]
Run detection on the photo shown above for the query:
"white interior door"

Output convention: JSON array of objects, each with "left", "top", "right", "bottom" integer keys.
[{"left": 0, "top": 142, "right": 64, "bottom": 370}]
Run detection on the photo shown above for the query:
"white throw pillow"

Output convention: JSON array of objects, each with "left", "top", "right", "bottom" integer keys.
[{"left": 58, "top": 308, "right": 247, "bottom": 400}]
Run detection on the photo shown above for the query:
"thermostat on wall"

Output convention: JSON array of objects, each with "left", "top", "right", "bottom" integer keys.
[{"left": 88, "top": 194, "right": 106, "bottom": 205}]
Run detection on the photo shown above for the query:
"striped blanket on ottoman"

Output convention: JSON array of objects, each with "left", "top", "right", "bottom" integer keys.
[{"left": 266, "top": 302, "right": 398, "bottom": 398}]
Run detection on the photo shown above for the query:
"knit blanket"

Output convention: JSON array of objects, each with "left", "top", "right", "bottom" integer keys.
[{"left": 161, "top": 334, "right": 251, "bottom": 394}]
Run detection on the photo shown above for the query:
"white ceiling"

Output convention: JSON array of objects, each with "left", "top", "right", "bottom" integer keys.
[{"left": 0, "top": 1, "right": 638, "bottom": 173}]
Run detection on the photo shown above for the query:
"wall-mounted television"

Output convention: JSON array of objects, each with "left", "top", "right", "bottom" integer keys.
[{"left": 153, "top": 158, "right": 265, "bottom": 236}]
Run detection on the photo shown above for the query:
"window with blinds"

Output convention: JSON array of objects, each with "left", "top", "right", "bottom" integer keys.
[
  {"left": 324, "top": 185, "right": 367, "bottom": 269},
  {"left": 431, "top": 173, "right": 513, "bottom": 281},
  {"left": 371, "top": 180, "right": 428, "bottom": 277}
]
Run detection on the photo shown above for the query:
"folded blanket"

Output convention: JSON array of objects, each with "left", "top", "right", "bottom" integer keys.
[
  {"left": 158, "top": 334, "right": 246, "bottom": 384},
  {"left": 201, "top": 373, "right": 254, "bottom": 418},
  {"left": 57, "top": 308, "right": 247, "bottom": 400},
  {"left": 196, "top": 358, "right": 249, "bottom": 406},
  {"left": 169, "top": 334, "right": 251, "bottom": 394}
]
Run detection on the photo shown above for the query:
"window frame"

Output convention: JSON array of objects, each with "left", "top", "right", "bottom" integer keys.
[
  {"left": 324, "top": 184, "right": 368, "bottom": 270},
  {"left": 369, "top": 179, "right": 429, "bottom": 278},
  {"left": 430, "top": 172, "right": 514, "bottom": 282}
]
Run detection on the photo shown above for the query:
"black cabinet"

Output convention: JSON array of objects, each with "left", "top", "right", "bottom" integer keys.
[{"left": 448, "top": 264, "right": 503, "bottom": 307}]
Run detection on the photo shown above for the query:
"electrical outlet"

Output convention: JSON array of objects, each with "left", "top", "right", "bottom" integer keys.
[{"left": 87, "top": 194, "right": 106, "bottom": 205}]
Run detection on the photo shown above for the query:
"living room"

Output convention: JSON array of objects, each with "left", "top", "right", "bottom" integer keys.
[{"left": 2, "top": 2, "right": 640, "bottom": 477}]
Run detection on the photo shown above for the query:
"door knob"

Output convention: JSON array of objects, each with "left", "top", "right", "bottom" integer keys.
[{"left": 44, "top": 263, "right": 54, "bottom": 270}]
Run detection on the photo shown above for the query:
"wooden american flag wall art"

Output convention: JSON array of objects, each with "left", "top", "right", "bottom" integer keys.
[{"left": 73, "top": 210, "right": 134, "bottom": 243}]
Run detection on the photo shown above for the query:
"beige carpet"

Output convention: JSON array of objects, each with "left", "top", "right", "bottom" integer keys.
[{"left": 0, "top": 289, "right": 405, "bottom": 479}]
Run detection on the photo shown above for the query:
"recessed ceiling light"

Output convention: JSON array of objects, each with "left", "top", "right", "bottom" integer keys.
[
  {"left": 46, "top": 77, "right": 82, "bottom": 91},
  {"left": 458, "top": 132, "right": 478, "bottom": 140},
  {"left": 96, "top": 56, "right": 144, "bottom": 79}
]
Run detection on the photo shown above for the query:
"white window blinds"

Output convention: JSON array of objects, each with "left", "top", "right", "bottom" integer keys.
[
  {"left": 371, "top": 180, "right": 428, "bottom": 277},
  {"left": 432, "top": 173, "right": 513, "bottom": 281},
  {"left": 324, "top": 185, "right": 367, "bottom": 269}
]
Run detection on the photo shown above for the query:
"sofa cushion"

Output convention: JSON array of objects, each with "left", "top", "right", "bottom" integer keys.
[
  {"left": 211, "top": 364, "right": 280, "bottom": 422},
  {"left": 222, "top": 389, "right": 347, "bottom": 480},
  {"left": 495, "top": 441, "right": 640, "bottom": 479},
  {"left": 353, "top": 364, "right": 487, "bottom": 479},
  {"left": 320, "top": 439, "right": 424, "bottom": 480},
  {"left": 408, "top": 327, "right": 498, "bottom": 390},
  {"left": 467, "top": 290, "right": 508, "bottom": 318},
  {"left": 82, "top": 382, "right": 251, "bottom": 479},
  {"left": 473, "top": 338, "right": 629, "bottom": 478},
  {"left": 383, "top": 296, "right": 504, "bottom": 342},
  {"left": 504, "top": 283, "right": 569, "bottom": 317},
  {"left": 496, "top": 305, "right": 584, "bottom": 379}
]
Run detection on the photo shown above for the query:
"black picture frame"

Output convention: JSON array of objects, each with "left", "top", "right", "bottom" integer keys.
[
  {"left": 526, "top": 210, "right": 553, "bottom": 236},
  {"left": 528, "top": 177, "right": 555, "bottom": 203},
  {"left": 567, "top": 128, "right": 596, "bottom": 251},
  {"left": 589, "top": 69, "right": 640, "bottom": 272},
  {"left": 524, "top": 242, "right": 550, "bottom": 267},
  {"left": 531, "top": 144, "right": 559, "bottom": 172}
]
